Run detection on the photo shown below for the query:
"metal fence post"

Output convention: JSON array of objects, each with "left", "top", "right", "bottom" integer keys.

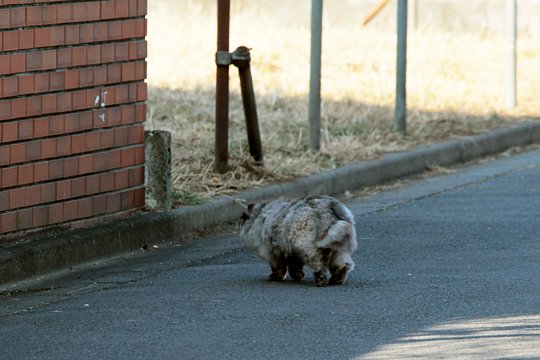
[
  {"left": 394, "top": 0, "right": 408, "bottom": 133},
  {"left": 215, "top": 0, "right": 231, "bottom": 173},
  {"left": 308, "top": 0, "right": 323, "bottom": 153}
]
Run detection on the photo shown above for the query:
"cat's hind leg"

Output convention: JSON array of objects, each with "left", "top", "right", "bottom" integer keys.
[
  {"left": 268, "top": 256, "right": 287, "bottom": 281},
  {"left": 286, "top": 255, "right": 305, "bottom": 281}
]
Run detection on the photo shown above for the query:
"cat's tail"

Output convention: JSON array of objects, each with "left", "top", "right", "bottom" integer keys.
[{"left": 317, "top": 219, "right": 357, "bottom": 253}]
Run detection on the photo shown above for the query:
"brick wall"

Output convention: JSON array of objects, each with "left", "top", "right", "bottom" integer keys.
[{"left": 0, "top": 0, "right": 147, "bottom": 242}]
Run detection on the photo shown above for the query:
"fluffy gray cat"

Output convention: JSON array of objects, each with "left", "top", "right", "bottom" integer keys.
[{"left": 240, "top": 195, "right": 357, "bottom": 286}]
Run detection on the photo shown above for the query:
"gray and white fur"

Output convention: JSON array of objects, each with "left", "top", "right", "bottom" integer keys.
[{"left": 240, "top": 196, "right": 357, "bottom": 286}]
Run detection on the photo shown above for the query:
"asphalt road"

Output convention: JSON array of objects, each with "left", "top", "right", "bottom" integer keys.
[{"left": 1, "top": 149, "right": 539, "bottom": 360}]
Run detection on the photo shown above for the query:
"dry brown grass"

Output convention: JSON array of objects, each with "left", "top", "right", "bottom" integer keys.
[{"left": 146, "top": 1, "right": 540, "bottom": 204}]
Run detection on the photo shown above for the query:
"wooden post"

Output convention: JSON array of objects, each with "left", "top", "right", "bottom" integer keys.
[{"left": 308, "top": 0, "right": 323, "bottom": 153}]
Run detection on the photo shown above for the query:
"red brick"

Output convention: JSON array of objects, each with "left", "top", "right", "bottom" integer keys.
[
  {"left": 101, "top": 0, "right": 115, "bottom": 20},
  {"left": 108, "top": 106, "right": 122, "bottom": 126},
  {"left": 72, "top": 47, "right": 87, "bottom": 66},
  {"left": 78, "top": 197, "right": 93, "bottom": 218},
  {"left": 134, "top": 187, "right": 145, "bottom": 207},
  {"left": 50, "top": 71, "right": 65, "bottom": 92},
  {"left": 34, "top": 72, "right": 50, "bottom": 92},
  {"left": 106, "top": 193, "right": 122, "bottom": 212},
  {"left": 87, "top": 45, "right": 101, "bottom": 65},
  {"left": 128, "top": 83, "right": 137, "bottom": 102},
  {"left": 0, "top": 191, "right": 9, "bottom": 212},
  {"left": 2, "top": 121, "right": 18, "bottom": 143},
  {"left": 135, "top": 18, "right": 146, "bottom": 38},
  {"left": 56, "top": 179, "right": 71, "bottom": 200},
  {"left": 10, "top": 188, "right": 26, "bottom": 209},
  {"left": 128, "top": 166, "right": 144, "bottom": 187},
  {"left": 25, "top": 184, "right": 40, "bottom": 205},
  {"left": 0, "top": 9, "right": 9, "bottom": 30},
  {"left": 65, "top": 113, "right": 79, "bottom": 133},
  {"left": 42, "top": 5, "right": 57, "bottom": 25},
  {"left": 49, "top": 114, "right": 64, "bottom": 135},
  {"left": 0, "top": 101, "right": 11, "bottom": 122},
  {"left": 111, "top": 149, "right": 122, "bottom": 168},
  {"left": 26, "top": 52, "right": 42, "bottom": 72},
  {"left": 87, "top": 1, "right": 101, "bottom": 21},
  {"left": 11, "top": 98, "right": 27, "bottom": 119},
  {"left": 109, "top": 21, "right": 122, "bottom": 40},
  {"left": 72, "top": 2, "right": 86, "bottom": 22},
  {"left": 135, "top": 146, "right": 144, "bottom": 164},
  {"left": 17, "top": 208, "right": 33, "bottom": 230},
  {"left": 56, "top": 92, "right": 72, "bottom": 113},
  {"left": 34, "top": 117, "right": 49, "bottom": 138},
  {"left": 2, "top": 76, "right": 18, "bottom": 98},
  {"left": 137, "top": 82, "right": 147, "bottom": 101},
  {"left": 42, "top": 138, "right": 57, "bottom": 159},
  {"left": 48, "top": 203, "right": 64, "bottom": 224},
  {"left": 121, "top": 190, "right": 135, "bottom": 210},
  {"left": 71, "top": 177, "right": 85, "bottom": 197},
  {"left": 86, "top": 131, "right": 101, "bottom": 150},
  {"left": 56, "top": 3, "right": 72, "bottom": 23},
  {"left": 57, "top": 48, "right": 72, "bottom": 68},
  {"left": 10, "top": 143, "right": 25, "bottom": 164},
  {"left": 107, "top": 63, "right": 121, "bottom": 83},
  {"left": 86, "top": 174, "right": 100, "bottom": 194},
  {"left": 101, "top": 43, "right": 115, "bottom": 63},
  {"left": 121, "top": 62, "right": 136, "bottom": 81},
  {"left": 115, "top": 85, "right": 129, "bottom": 104},
  {"left": 3, "top": 31, "right": 19, "bottom": 52},
  {"left": 93, "top": 110, "right": 107, "bottom": 128},
  {"left": 79, "top": 68, "right": 94, "bottom": 87},
  {"left": 56, "top": 136, "right": 71, "bottom": 157},
  {"left": 80, "top": 23, "right": 94, "bottom": 43},
  {"left": 18, "top": 165, "right": 34, "bottom": 186},
  {"left": 121, "top": 105, "right": 135, "bottom": 124},
  {"left": 79, "top": 154, "right": 94, "bottom": 174},
  {"left": 99, "top": 172, "right": 115, "bottom": 193},
  {"left": 115, "top": 42, "right": 129, "bottom": 61},
  {"left": 101, "top": 129, "right": 115, "bottom": 148},
  {"left": 114, "top": 127, "right": 128, "bottom": 147},
  {"left": 2, "top": 211, "right": 18, "bottom": 234},
  {"left": 137, "top": 40, "right": 147, "bottom": 58},
  {"left": 64, "top": 69, "right": 79, "bottom": 89},
  {"left": 35, "top": 27, "right": 51, "bottom": 48},
  {"left": 18, "top": 74, "right": 34, "bottom": 96},
  {"left": 93, "top": 194, "right": 107, "bottom": 215},
  {"left": 42, "top": 50, "right": 57, "bottom": 70},
  {"left": 94, "top": 22, "right": 108, "bottom": 42},
  {"left": 63, "top": 156, "right": 79, "bottom": 177},
  {"left": 11, "top": 53, "right": 26, "bottom": 73},
  {"left": 115, "top": 0, "right": 129, "bottom": 18},
  {"left": 33, "top": 206, "right": 49, "bottom": 227},
  {"left": 42, "top": 94, "right": 57, "bottom": 115},
  {"left": 34, "top": 161, "right": 49, "bottom": 182},
  {"left": 128, "top": 125, "right": 144, "bottom": 144},
  {"left": 0, "top": 145, "right": 9, "bottom": 166},
  {"left": 71, "top": 133, "right": 87, "bottom": 153},
  {"left": 0, "top": 55, "right": 10, "bottom": 76},
  {"left": 94, "top": 66, "right": 108, "bottom": 86},
  {"left": 121, "top": 148, "right": 135, "bottom": 167},
  {"left": 26, "top": 140, "right": 42, "bottom": 161},
  {"left": 26, "top": 6, "right": 43, "bottom": 26},
  {"left": 93, "top": 152, "right": 111, "bottom": 171},
  {"left": 128, "top": 0, "right": 138, "bottom": 16},
  {"left": 19, "top": 120, "right": 33, "bottom": 140},
  {"left": 19, "top": 29, "right": 35, "bottom": 50},
  {"left": 79, "top": 111, "right": 93, "bottom": 130},
  {"left": 2, "top": 167, "right": 18, "bottom": 188},
  {"left": 26, "top": 96, "right": 42, "bottom": 117},
  {"left": 135, "top": 61, "right": 146, "bottom": 79},
  {"left": 41, "top": 182, "right": 56, "bottom": 203},
  {"left": 64, "top": 200, "right": 78, "bottom": 221},
  {"left": 10, "top": 7, "right": 26, "bottom": 28},
  {"left": 48, "top": 158, "right": 64, "bottom": 179},
  {"left": 65, "top": 24, "right": 80, "bottom": 44},
  {"left": 50, "top": 26, "right": 65, "bottom": 47},
  {"left": 122, "top": 19, "right": 136, "bottom": 38},
  {"left": 114, "top": 169, "right": 129, "bottom": 190},
  {"left": 72, "top": 89, "right": 87, "bottom": 110}
]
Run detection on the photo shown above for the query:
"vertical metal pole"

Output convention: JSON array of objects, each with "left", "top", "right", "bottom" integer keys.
[
  {"left": 394, "top": 0, "right": 408, "bottom": 133},
  {"left": 308, "top": 0, "right": 323, "bottom": 153},
  {"left": 232, "top": 46, "right": 264, "bottom": 165},
  {"left": 215, "top": 0, "right": 230, "bottom": 173},
  {"left": 507, "top": 0, "right": 517, "bottom": 109}
]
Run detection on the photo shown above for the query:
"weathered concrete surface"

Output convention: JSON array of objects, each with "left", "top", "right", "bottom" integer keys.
[
  {"left": 145, "top": 130, "right": 172, "bottom": 211},
  {"left": 0, "top": 147, "right": 539, "bottom": 359}
]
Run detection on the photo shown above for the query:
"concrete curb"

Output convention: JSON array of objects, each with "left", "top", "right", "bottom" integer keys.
[{"left": 1, "top": 121, "right": 540, "bottom": 287}]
